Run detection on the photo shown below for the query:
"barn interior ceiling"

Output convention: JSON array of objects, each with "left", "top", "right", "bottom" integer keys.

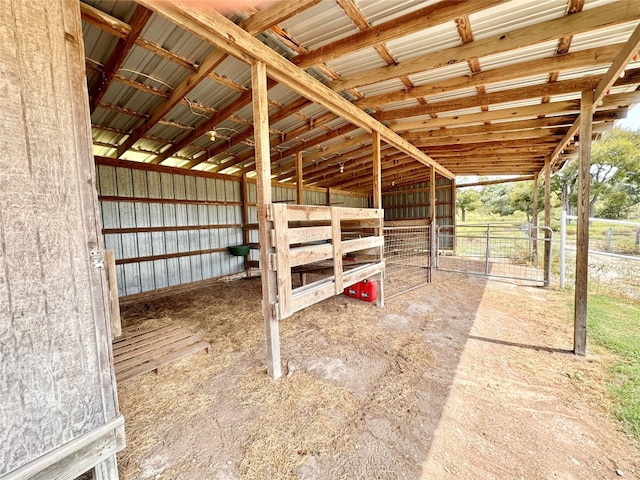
[{"left": 82, "top": 0, "right": 640, "bottom": 192}]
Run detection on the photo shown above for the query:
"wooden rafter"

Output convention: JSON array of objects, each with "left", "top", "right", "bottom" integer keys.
[
  {"left": 551, "top": 22, "right": 640, "bottom": 166},
  {"left": 240, "top": 0, "right": 323, "bottom": 35},
  {"left": 330, "top": 1, "right": 640, "bottom": 92},
  {"left": 88, "top": 4, "right": 153, "bottom": 113},
  {"left": 293, "top": 0, "right": 507, "bottom": 68},
  {"left": 354, "top": 44, "right": 621, "bottom": 109}
]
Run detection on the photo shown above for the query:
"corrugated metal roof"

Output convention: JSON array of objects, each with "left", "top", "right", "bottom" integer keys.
[
  {"left": 470, "top": 0, "right": 567, "bottom": 41},
  {"left": 81, "top": 0, "right": 640, "bottom": 184},
  {"left": 278, "top": 0, "right": 357, "bottom": 50},
  {"left": 326, "top": 47, "right": 389, "bottom": 77},
  {"left": 386, "top": 21, "right": 461, "bottom": 62},
  {"left": 355, "top": 0, "right": 438, "bottom": 26}
]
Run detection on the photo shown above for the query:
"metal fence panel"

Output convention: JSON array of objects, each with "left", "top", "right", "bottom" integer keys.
[
  {"left": 383, "top": 225, "right": 432, "bottom": 299},
  {"left": 437, "top": 223, "right": 552, "bottom": 284}
]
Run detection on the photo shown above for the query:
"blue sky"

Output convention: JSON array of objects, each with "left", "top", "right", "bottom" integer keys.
[{"left": 615, "top": 104, "right": 640, "bottom": 130}]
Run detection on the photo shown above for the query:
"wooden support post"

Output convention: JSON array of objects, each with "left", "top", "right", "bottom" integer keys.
[
  {"left": 574, "top": 90, "right": 593, "bottom": 356},
  {"left": 252, "top": 60, "right": 281, "bottom": 378},
  {"left": 326, "top": 187, "right": 331, "bottom": 206},
  {"left": 331, "top": 207, "right": 344, "bottom": 294},
  {"left": 102, "top": 250, "right": 121, "bottom": 339},
  {"left": 532, "top": 174, "right": 539, "bottom": 264},
  {"left": 543, "top": 156, "right": 551, "bottom": 286},
  {"left": 451, "top": 177, "right": 457, "bottom": 256},
  {"left": 372, "top": 131, "right": 382, "bottom": 209},
  {"left": 429, "top": 166, "right": 436, "bottom": 223},
  {"left": 372, "top": 131, "right": 384, "bottom": 307},
  {"left": 93, "top": 454, "right": 119, "bottom": 480},
  {"left": 241, "top": 174, "right": 251, "bottom": 277},
  {"left": 296, "top": 151, "right": 304, "bottom": 205}
]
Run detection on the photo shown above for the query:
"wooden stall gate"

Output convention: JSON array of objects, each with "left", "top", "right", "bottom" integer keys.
[{"left": 268, "top": 204, "right": 385, "bottom": 319}]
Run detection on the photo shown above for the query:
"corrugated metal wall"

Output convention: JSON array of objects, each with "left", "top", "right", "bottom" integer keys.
[
  {"left": 97, "top": 165, "right": 244, "bottom": 296},
  {"left": 97, "top": 164, "right": 367, "bottom": 296},
  {"left": 383, "top": 177, "right": 454, "bottom": 227}
]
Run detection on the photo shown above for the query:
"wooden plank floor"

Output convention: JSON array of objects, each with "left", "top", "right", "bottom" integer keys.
[{"left": 113, "top": 325, "right": 210, "bottom": 382}]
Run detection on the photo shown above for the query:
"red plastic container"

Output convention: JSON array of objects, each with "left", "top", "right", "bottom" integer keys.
[
  {"left": 359, "top": 279, "right": 377, "bottom": 302},
  {"left": 344, "top": 282, "right": 360, "bottom": 298}
]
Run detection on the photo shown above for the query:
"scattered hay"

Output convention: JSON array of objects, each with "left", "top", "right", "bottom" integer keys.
[{"left": 237, "top": 369, "right": 360, "bottom": 479}]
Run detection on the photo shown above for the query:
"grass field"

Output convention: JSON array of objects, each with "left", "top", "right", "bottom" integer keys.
[{"left": 586, "top": 294, "right": 640, "bottom": 440}]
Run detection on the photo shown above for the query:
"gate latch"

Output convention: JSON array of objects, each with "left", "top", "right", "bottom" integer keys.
[{"left": 90, "top": 250, "right": 104, "bottom": 269}]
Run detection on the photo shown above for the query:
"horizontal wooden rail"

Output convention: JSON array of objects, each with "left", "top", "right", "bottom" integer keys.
[
  {"left": 103, "top": 224, "right": 242, "bottom": 234},
  {"left": 99, "top": 195, "right": 241, "bottom": 206},
  {"left": 115, "top": 247, "right": 228, "bottom": 265}
]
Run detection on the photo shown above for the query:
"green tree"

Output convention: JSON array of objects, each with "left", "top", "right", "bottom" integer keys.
[
  {"left": 456, "top": 188, "right": 481, "bottom": 222},
  {"left": 552, "top": 128, "right": 640, "bottom": 219}
]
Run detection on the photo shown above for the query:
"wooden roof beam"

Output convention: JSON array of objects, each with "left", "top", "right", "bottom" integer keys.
[
  {"left": 88, "top": 4, "right": 153, "bottom": 113},
  {"left": 377, "top": 77, "right": 598, "bottom": 121},
  {"left": 240, "top": 0, "right": 323, "bottom": 35},
  {"left": 551, "top": 22, "right": 640, "bottom": 166},
  {"left": 355, "top": 44, "right": 621, "bottom": 109},
  {"left": 138, "top": 0, "right": 454, "bottom": 179},
  {"left": 293, "top": 0, "right": 506, "bottom": 68},
  {"left": 457, "top": 176, "right": 535, "bottom": 188},
  {"left": 330, "top": 1, "right": 640, "bottom": 92},
  {"left": 116, "top": 49, "right": 227, "bottom": 157},
  {"left": 391, "top": 91, "right": 639, "bottom": 131},
  {"left": 400, "top": 110, "right": 623, "bottom": 140}
]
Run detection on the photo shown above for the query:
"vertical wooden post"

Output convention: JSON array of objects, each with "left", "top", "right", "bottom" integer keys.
[
  {"left": 372, "top": 131, "right": 382, "bottom": 209},
  {"left": 543, "top": 156, "right": 551, "bottom": 286},
  {"left": 429, "top": 166, "right": 437, "bottom": 281},
  {"left": 574, "top": 90, "right": 593, "bottom": 356},
  {"left": 102, "top": 250, "right": 121, "bottom": 339},
  {"left": 93, "top": 455, "right": 119, "bottom": 480},
  {"left": 240, "top": 174, "right": 251, "bottom": 277},
  {"left": 532, "top": 174, "right": 539, "bottom": 264},
  {"left": 296, "top": 151, "right": 304, "bottom": 205},
  {"left": 326, "top": 187, "right": 331, "bottom": 206},
  {"left": 252, "top": 60, "right": 281, "bottom": 378},
  {"left": 451, "top": 177, "right": 457, "bottom": 256},
  {"left": 372, "top": 131, "right": 384, "bottom": 307}
]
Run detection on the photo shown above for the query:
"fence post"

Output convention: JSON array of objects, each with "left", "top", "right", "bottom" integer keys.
[
  {"left": 544, "top": 228, "right": 552, "bottom": 286},
  {"left": 485, "top": 224, "right": 491, "bottom": 275},
  {"left": 605, "top": 227, "right": 613, "bottom": 252},
  {"left": 560, "top": 209, "right": 566, "bottom": 289},
  {"left": 430, "top": 219, "right": 437, "bottom": 281}
]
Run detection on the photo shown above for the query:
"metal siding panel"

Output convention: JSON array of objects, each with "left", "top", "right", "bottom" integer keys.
[
  {"left": 166, "top": 258, "right": 181, "bottom": 286},
  {"left": 184, "top": 175, "right": 197, "bottom": 200},
  {"left": 154, "top": 259, "right": 168, "bottom": 289},
  {"left": 123, "top": 263, "right": 141, "bottom": 295},
  {"left": 97, "top": 165, "right": 117, "bottom": 195},
  {"left": 147, "top": 171, "right": 162, "bottom": 198},
  {"left": 173, "top": 174, "right": 186, "bottom": 201},
  {"left": 139, "top": 261, "right": 155, "bottom": 292},
  {"left": 196, "top": 176, "right": 208, "bottom": 200}
]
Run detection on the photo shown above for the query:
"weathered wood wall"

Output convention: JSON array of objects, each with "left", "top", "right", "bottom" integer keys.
[{"left": 0, "top": 0, "right": 120, "bottom": 475}]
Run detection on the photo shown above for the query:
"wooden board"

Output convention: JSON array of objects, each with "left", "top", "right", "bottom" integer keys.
[{"left": 113, "top": 325, "right": 210, "bottom": 381}]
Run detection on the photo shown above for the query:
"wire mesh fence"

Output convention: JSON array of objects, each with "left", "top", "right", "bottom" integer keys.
[
  {"left": 383, "top": 225, "right": 432, "bottom": 299},
  {"left": 437, "top": 224, "right": 552, "bottom": 284},
  {"left": 560, "top": 213, "right": 640, "bottom": 300}
]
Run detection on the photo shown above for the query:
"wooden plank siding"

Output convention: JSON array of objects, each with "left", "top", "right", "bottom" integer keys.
[{"left": 0, "top": 0, "right": 122, "bottom": 477}]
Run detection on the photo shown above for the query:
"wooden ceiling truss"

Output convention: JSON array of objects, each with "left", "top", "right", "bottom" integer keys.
[{"left": 81, "top": 0, "right": 640, "bottom": 193}]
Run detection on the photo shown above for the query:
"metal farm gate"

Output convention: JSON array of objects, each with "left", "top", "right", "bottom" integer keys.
[
  {"left": 383, "top": 224, "right": 433, "bottom": 299},
  {"left": 437, "top": 223, "right": 552, "bottom": 284}
]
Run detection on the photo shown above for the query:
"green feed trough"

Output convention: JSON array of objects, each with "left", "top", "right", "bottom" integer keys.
[{"left": 228, "top": 245, "right": 250, "bottom": 256}]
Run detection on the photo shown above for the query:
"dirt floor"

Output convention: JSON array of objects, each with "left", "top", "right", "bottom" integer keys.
[{"left": 113, "top": 271, "right": 639, "bottom": 480}]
